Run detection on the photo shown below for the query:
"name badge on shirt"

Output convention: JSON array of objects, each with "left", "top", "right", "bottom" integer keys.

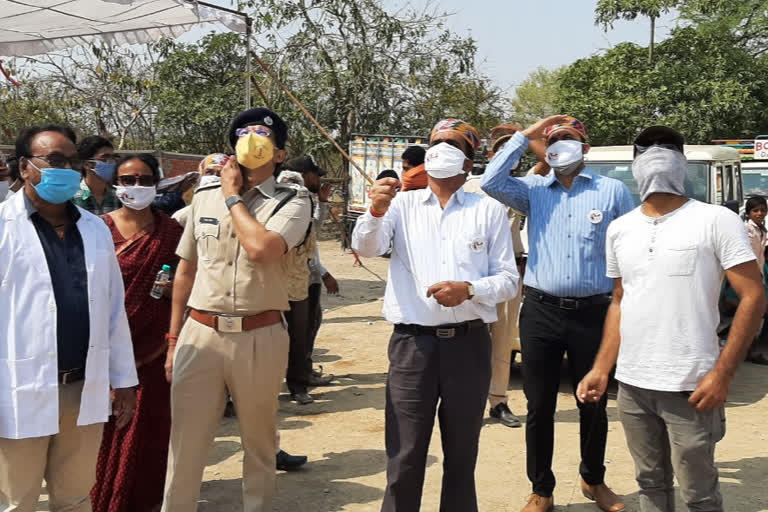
[
  {"left": 588, "top": 210, "right": 603, "bottom": 224},
  {"left": 199, "top": 217, "right": 219, "bottom": 225},
  {"left": 470, "top": 238, "right": 485, "bottom": 252}
]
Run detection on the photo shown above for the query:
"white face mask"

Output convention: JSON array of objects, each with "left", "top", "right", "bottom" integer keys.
[
  {"left": 114, "top": 185, "right": 157, "bottom": 210},
  {"left": 199, "top": 175, "right": 221, "bottom": 188},
  {"left": 546, "top": 139, "right": 584, "bottom": 175},
  {"left": 424, "top": 142, "right": 468, "bottom": 179},
  {"left": 0, "top": 181, "right": 8, "bottom": 202}
]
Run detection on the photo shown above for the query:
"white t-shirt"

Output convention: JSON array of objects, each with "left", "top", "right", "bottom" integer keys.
[{"left": 606, "top": 200, "right": 755, "bottom": 391}]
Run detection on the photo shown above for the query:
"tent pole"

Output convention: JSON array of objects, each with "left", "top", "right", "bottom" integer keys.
[{"left": 245, "top": 16, "right": 252, "bottom": 109}]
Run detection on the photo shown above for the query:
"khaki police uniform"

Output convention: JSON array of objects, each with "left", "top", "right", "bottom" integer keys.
[
  {"left": 463, "top": 176, "right": 524, "bottom": 408},
  {"left": 162, "top": 177, "right": 311, "bottom": 512}
]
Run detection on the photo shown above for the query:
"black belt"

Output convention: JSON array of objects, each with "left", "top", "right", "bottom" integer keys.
[
  {"left": 58, "top": 368, "right": 85, "bottom": 385},
  {"left": 395, "top": 319, "right": 486, "bottom": 339},
  {"left": 524, "top": 286, "right": 611, "bottom": 311}
]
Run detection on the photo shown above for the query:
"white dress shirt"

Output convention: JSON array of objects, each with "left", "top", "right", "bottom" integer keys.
[
  {"left": 0, "top": 191, "right": 138, "bottom": 439},
  {"left": 352, "top": 186, "right": 519, "bottom": 326}
]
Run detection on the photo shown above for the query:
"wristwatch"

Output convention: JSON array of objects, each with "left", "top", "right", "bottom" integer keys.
[
  {"left": 225, "top": 194, "right": 244, "bottom": 210},
  {"left": 466, "top": 282, "right": 475, "bottom": 300}
]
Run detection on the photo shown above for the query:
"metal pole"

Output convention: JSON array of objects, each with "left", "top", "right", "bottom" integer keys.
[{"left": 245, "top": 16, "right": 252, "bottom": 109}]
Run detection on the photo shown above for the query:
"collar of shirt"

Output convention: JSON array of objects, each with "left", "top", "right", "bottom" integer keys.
[
  {"left": 22, "top": 189, "right": 81, "bottom": 222},
  {"left": 543, "top": 168, "right": 594, "bottom": 188},
  {"left": 244, "top": 176, "right": 277, "bottom": 201},
  {"left": 419, "top": 185, "right": 466, "bottom": 207}
]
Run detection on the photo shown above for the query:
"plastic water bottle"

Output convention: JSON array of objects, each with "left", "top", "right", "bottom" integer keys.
[{"left": 150, "top": 264, "right": 172, "bottom": 299}]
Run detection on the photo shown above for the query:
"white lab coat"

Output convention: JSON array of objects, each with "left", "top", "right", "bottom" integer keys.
[{"left": 0, "top": 191, "right": 138, "bottom": 439}]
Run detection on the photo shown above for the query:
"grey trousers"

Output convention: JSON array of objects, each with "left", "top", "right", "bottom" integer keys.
[
  {"left": 617, "top": 382, "right": 726, "bottom": 512},
  {"left": 381, "top": 324, "right": 491, "bottom": 512}
]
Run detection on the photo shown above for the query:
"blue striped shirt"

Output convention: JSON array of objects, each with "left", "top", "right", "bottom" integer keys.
[{"left": 481, "top": 132, "right": 635, "bottom": 297}]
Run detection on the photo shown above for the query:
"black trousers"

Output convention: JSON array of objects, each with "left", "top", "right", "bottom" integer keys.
[
  {"left": 285, "top": 284, "right": 323, "bottom": 394},
  {"left": 381, "top": 325, "right": 491, "bottom": 512},
  {"left": 519, "top": 298, "right": 609, "bottom": 496}
]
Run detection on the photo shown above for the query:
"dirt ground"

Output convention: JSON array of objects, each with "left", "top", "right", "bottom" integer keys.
[{"left": 193, "top": 240, "right": 768, "bottom": 512}]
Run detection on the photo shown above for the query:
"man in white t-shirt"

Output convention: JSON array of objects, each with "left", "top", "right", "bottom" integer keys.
[{"left": 577, "top": 126, "right": 766, "bottom": 512}]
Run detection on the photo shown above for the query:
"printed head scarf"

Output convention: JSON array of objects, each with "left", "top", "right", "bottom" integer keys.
[
  {"left": 544, "top": 116, "right": 588, "bottom": 142},
  {"left": 430, "top": 118, "right": 481, "bottom": 153},
  {"left": 199, "top": 153, "right": 229, "bottom": 173}
]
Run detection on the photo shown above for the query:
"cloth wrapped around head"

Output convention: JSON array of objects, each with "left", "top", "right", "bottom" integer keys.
[
  {"left": 429, "top": 118, "right": 481, "bottom": 153},
  {"left": 543, "top": 116, "right": 588, "bottom": 142},
  {"left": 488, "top": 124, "right": 522, "bottom": 156},
  {"left": 198, "top": 153, "right": 229, "bottom": 173},
  {"left": 632, "top": 147, "right": 687, "bottom": 201}
]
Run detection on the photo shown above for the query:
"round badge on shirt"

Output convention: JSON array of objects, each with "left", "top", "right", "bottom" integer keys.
[{"left": 588, "top": 209, "right": 604, "bottom": 224}]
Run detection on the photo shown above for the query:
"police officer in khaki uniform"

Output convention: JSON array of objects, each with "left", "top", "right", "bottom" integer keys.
[{"left": 161, "top": 108, "right": 311, "bottom": 512}]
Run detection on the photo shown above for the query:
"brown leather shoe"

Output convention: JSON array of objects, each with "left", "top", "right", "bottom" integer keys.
[
  {"left": 521, "top": 493, "right": 554, "bottom": 512},
  {"left": 581, "top": 480, "right": 625, "bottom": 511}
]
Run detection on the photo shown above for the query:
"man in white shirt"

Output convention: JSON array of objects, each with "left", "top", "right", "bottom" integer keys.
[
  {"left": 0, "top": 125, "right": 138, "bottom": 512},
  {"left": 352, "top": 118, "right": 519, "bottom": 512},
  {"left": 578, "top": 126, "right": 766, "bottom": 512}
]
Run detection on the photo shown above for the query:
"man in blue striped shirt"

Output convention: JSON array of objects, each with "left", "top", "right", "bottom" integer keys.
[{"left": 482, "top": 116, "right": 634, "bottom": 512}]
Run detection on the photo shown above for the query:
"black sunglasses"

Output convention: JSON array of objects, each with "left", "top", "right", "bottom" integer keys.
[{"left": 116, "top": 174, "right": 155, "bottom": 187}]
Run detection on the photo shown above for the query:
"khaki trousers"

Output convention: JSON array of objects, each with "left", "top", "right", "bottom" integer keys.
[
  {"left": 0, "top": 381, "right": 104, "bottom": 512},
  {"left": 488, "top": 280, "right": 523, "bottom": 408},
  {"left": 162, "top": 318, "right": 289, "bottom": 512}
]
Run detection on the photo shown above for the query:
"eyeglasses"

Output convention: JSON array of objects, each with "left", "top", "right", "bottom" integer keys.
[
  {"left": 236, "top": 126, "right": 273, "bottom": 138},
  {"left": 634, "top": 143, "right": 683, "bottom": 155},
  {"left": 29, "top": 154, "right": 85, "bottom": 171},
  {"left": 116, "top": 174, "right": 155, "bottom": 187}
]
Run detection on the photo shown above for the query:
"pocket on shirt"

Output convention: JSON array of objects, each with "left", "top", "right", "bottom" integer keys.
[
  {"left": 456, "top": 235, "right": 489, "bottom": 273},
  {"left": 660, "top": 245, "right": 697, "bottom": 276},
  {"left": 194, "top": 222, "right": 220, "bottom": 262}
]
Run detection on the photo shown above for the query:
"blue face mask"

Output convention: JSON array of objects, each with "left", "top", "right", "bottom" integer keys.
[
  {"left": 93, "top": 161, "right": 116, "bottom": 182},
  {"left": 32, "top": 165, "right": 82, "bottom": 204}
]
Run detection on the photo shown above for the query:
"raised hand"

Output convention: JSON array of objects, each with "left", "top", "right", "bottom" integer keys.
[
  {"left": 370, "top": 177, "right": 401, "bottom": 215},
  {"left": 522, "top": 115, "right": 572, "bottom": 141}
]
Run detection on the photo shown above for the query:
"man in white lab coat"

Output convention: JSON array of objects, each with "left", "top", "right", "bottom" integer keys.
[{"left": 0, "top": 125, "right": 138, "bottom": 512}]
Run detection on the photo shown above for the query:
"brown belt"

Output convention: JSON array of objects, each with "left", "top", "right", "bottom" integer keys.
[{"left": 189, "top": 308, "right": 282, "bottom": 333}]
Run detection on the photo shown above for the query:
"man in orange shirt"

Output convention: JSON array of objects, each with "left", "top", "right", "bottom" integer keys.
[{"left": 400, "top": 145, "right": 427, "bottom": 191}]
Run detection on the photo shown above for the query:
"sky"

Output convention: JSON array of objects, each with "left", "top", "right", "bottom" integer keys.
[{"left": 189, "top": 0, "right": 679, "bottom": 94}]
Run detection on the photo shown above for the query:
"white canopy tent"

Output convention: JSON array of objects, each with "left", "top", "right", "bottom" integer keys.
[{"left": 0, "top": 0, "right": 252, "bottom": 104}]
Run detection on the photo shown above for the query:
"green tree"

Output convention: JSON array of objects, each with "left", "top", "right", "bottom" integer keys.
[
  {"left": 246, "top": 0, "right": 506, "bottom": 171},
  {"left": 509, "top": 67, "right": 564, "bottom": 127},
  {"left": 23, "top": 43, "right": 159, "bottom": 149},
  {"left": 556, "top": 27, "right": 768, "bottom": 145},
  {"left": 595, "top": 0, "right": 683, "bottom": 62},
  {"left": 153, "top": 33, "right": 247, "bottom": 154}
]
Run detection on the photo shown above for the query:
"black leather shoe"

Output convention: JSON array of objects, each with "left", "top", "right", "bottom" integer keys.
[
  {"left": 490, "top": 403, "right": 522, "bottom": 428},
  {"left": 276, "top": 450, "right": 307, "bottom": 471},
  {"left": 291, "top": 392, "right": 314, "bottom": 405}
]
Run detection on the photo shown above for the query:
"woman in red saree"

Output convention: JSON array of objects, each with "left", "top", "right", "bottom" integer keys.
[{"left": 91, "top": 154, "right": 183, "bottom": 512}]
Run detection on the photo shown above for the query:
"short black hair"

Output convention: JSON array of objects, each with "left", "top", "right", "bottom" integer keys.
[
  {"left": 15, "top": 124, "right": 77, "bottom": 158},
  {"left": 402, "top": 146, "right": 426, "bottom": 166},
  {"left": 114, "top": 153, "right": 161, "bottom": 183},
  {"left": 77, "top": 135, "right": 113, "bottom": 160},
  {"left": 746, "top": 196, "right": 767, "bottom": 213},
  {"left": 376, "top": 169, "right": 399, "bottom": 181},
  {"left": 7, "top": 156, "right": 20, "bottom": 182}
]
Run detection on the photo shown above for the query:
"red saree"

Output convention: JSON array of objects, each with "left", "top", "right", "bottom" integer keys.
[{"left": 91, "top": 210, "right": 183, "bottom": 512}]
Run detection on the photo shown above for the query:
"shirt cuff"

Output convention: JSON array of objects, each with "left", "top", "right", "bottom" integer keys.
[{"left": 469, "top": 280, "right": 491, "bottom": 303}]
